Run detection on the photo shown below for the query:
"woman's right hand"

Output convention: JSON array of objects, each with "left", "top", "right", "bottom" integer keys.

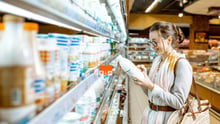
[{"left": 137, "top": 64, "right": 147, "bottom": 75}]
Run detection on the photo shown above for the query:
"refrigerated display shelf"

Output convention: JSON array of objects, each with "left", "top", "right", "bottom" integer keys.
[
  {"left": 128, "top": 42, "right": 149, "bottom": 44},
  {"left": 29, "top": 70, "right": 99, "bottom": 124},
  {"left": 194, "top": 79, "right": 220, "bottom": 95},
  {"left": 128, "top": 46, "right": 149, "bottom": 49},
  {"left": 0, "top": 0, "right": 120, "bottom": 41},
  {"left": 80, "top": 53, "right": 119, "bottom": 81},
  {"left": 130, "top": 59, "right": 152, "bottom": 63},
  {"left": 191, "top": 78, "right": 220, "bottom": 113},
  {"left": 211, "top": 66, "right": 220, "bottom": 72},
  {"left": 29, "top": 53, "right": 120, "bottom": 124},
  {"left": 93, "top": 75, "right": 117, "bottom": 124},
  {"left": 104, "top": 75, "right": 127, "bottom": 124},
  {"left": 127, "top": 50, "right": 153, "bottom": 53},
  {"left": 122, "top": 76, "right": 129, "bottom": 124},
  {"left": 105, "top": 92, "right": 121, "bottom": 124},
  {"left": 93, "top": 64, "right": 121, "bottom": 123}
]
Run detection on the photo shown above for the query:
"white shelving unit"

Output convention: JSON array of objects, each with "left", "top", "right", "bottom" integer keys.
[
  {"left": 128, "top": 46, "right": 149, "bottom": 49},
  {"left": 28, "top": 53, "right": 120, "bottom": 124},
  {"left": 127, "top": 38, "right": 155, "bottom": 63},
  {"left": 29, "top": 70, "right": 99, "bottom": 124},
  {"left": 0, "top": 0, "right": 126, "bottom": 41}
]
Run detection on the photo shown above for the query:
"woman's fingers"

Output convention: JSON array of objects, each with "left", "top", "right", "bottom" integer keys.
[
  {"left": 143, "top": 71, "right": 148, "bottom": 77},
  {"left": 131, "top": 75, "right": 140, "bottom": 81},
  {"left": 130, "top": 75, "right": 143, "bottom": 85},
  {"left": 137, "top": 65, "right": 147, "bottom": 73}
]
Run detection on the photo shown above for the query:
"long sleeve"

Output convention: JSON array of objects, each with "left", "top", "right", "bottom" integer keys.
[{"left": 150, "top": 59, "right": 192, "bottom": 109}]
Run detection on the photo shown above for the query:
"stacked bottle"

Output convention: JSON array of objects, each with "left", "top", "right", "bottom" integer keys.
[
  {"left": 37, "top": 34, "right": 56, "bottom": 106},
  {"left": 50, "top": 33, "right": 70, "bottom": 94},
  {"left": 23, "top": 23, "right": 46, "bottom": 112},
  {"left": 48, "top": 33, "right": 61, "bottom": 100},
  {"left": 79, "top": 36, "right": 88, "bottom": 77},
  {"left": 0, "top": 23, "right": 4, "bottom": 40},
  {"left": 0, "top": 15, "right": 36, "bottom": 123},
  {"left": 69, "top": 35, "right": 81, "bottom": 86}
]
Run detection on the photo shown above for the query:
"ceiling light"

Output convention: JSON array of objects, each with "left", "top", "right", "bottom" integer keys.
[
  {"left": 178, "top": 13, "right": 183, "bottom": 18},
  {"left": 218, "top": 14, "right": 220, "bottom": 19},
  {"left": 179, "top": 0, "right": 183, "bottom": 7},
  {"left": 183, "top": 0, "right": 188, "bottom": 4},
  {"left": 145, "top": 0, "right": 160, "bottom": 13}
]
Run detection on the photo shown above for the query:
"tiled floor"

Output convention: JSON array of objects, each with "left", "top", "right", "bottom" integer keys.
[{"left": 128, "top": 78, "right": 220, "bottom": 124}]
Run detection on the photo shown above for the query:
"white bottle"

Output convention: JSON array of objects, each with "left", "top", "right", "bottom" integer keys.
[
  {"left": 0, "top": 23, "right": 4, "bottom": 41},
  {"left": 23, "top": 22, "right": 46, "bottom": 112},
  {"left": 117, "top": 55, "right": 145, "bottom": 83},
  {"left": 0, "top": 14, "right": 36, "bottom": 123}
]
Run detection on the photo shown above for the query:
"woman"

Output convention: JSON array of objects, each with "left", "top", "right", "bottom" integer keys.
[{"left": 132, "top": 21, "right": 193, "bottom": 124}]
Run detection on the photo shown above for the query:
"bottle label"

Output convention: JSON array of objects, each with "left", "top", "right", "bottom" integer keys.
[{"left": 0, "top": 66, "right": 34, "bottom": 108}]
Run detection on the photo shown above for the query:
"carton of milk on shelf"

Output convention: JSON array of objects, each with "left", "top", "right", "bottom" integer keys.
[{"left": 116, "top": 55, "right": 145, "bottom": 83}]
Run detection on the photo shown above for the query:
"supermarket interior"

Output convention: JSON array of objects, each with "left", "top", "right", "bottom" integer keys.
[{"left": 0, "top": 0, "right": 220, "bottom": 124}]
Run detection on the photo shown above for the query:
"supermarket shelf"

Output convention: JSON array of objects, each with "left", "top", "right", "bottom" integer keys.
[
  {"left": 104, "top": 74, "right": 126, "bottom": 124},
  {"left": 130, "top": 59, "right": 152, "bottom": 63},
  {"left": 128, "top": 46, "right": 148, "bottom": 48},
  {"left": 122, "top": 76, "right": 129, "bottom": 124},
  {"left": 102, "top": 53, "right": 120, "bottom": 65},
  {"left": 29, "top": 70, "right": 99, "bottom": 124},
  {"left": 0, "top": 0, "right": 118, "bottom": 41},
  {"left": 105, "top": 82, "right": 121, "bottom": 124},
  {"left": 194, "top": 79, "right": 220, "bottom": 95},
  {"left": 128, "top": 50, "right": 153, "bottom": 53},
  {"left": 211, "top": 66, "right": 220, "bottom": 72},
  {"left": 29, "top": 54, "right": 119, "bottom": 124},
  {"left": 93, "top": 65, "right": 122, "bottom": 123},
  {"left": 106, "top": 93, "right": 121, "bottom": 124},
  {"left": 81, "top": 53, "right": 119, "bottom": 80},
  {"left": 128, "top": 42, "right": 149, "bottom": 44},
  {"left": 93, "top": 75, "right": 117, "bottom": 124}
]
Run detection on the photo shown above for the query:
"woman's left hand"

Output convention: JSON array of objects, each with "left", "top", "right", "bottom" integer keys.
[{"left": 130, "top": 67, "right": 154, "bottom": 91}]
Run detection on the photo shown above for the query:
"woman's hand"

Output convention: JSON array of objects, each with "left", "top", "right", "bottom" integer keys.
[{"left": 131, "top": 65, "right": 154, "bottom": 91}]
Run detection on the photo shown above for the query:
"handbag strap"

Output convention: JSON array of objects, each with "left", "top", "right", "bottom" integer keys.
[
  {"left": 173, "top": 57, "right": 201, "bottom": 111},
  {"left": 192, "top": 77, "right": 202, "bottom": 111}
]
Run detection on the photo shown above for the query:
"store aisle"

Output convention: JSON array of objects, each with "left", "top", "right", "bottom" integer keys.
[
  {"left": 128, "top": 78, "right": 148, "bottom": 124},
  {"left": 128, "top": 77, "right": 220, "bottom": 124}
]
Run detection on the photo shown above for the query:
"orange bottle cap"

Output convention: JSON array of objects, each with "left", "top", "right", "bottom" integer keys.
[
  {"left": 0, "top": 23, "right": 4, "bottom": 30},
  {"left": 23, "top": 22, "right": 39, "bottom": 31}
]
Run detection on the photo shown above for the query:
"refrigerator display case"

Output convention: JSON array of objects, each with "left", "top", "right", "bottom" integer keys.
[
  {"left": 127, "top": 37, "right": 156, "bottom": 64},
  {"left": 182, "top": 49, "right": 220, "bottom": 113}
]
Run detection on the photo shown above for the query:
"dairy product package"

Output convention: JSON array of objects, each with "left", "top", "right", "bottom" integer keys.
[{"left": 116, "top": 55, "right": 145, "bottom": 83}]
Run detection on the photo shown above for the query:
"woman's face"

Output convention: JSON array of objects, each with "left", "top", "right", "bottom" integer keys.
[
  {"left": 149, "top": 30, "right": 172, "bottom": 56},
  {"left": 149, "top": 30, "right": 163, "bottom": 55}
]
